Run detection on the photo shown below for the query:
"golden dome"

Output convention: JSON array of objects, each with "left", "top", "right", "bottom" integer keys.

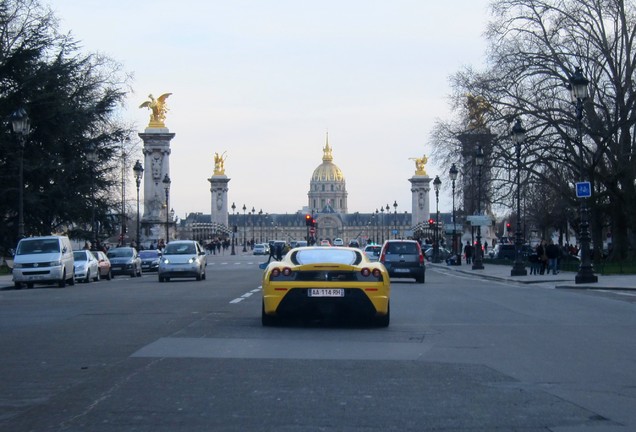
[{"left": 311, "top": 140, "right": 345, "bottom": 182}]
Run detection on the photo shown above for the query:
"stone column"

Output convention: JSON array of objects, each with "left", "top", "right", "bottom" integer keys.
[
  {"left": 208, "top": 175, "right": 230, "bottom": 227},
  {"left": 409, "top": 175, "right": 432, "bottom": 226},
  {"left": 138, "top": 128, "right": 176, "bottom": 245}
]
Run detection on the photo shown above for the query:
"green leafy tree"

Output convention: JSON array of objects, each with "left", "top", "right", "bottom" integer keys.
[{"left": 0, "top": 0, "right": 134, "bottom": 252}]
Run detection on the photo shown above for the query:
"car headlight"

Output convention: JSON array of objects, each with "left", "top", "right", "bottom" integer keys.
[
  {"left": 49, "top": 260, "right": 62, "bottom": 267},
  {"left": 13, "top": 263, "right": 23, "bottom": 268},
  {"left": 188, "top": 257, "right": 196, "bottom": 264},
  {"left": 162, "top": 258, "right": 170, "bottom": 264}
]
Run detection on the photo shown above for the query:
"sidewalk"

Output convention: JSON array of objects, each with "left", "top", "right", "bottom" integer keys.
[{"left": 428, "top": 261, "right": 636, "bottom": 290}]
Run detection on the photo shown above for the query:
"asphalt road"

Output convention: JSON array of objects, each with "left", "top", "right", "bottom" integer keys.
[{"left": 1, "top": 254, "right": 635, "bottom": 431}]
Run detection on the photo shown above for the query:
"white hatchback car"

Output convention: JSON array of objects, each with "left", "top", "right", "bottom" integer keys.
[{"left": 158, "top": 240, "right": 207, "bottom": 282}]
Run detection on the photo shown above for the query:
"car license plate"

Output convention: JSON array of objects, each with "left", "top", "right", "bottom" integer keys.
[
  {"left": 308, "top": 288, "right": 344, "bottom": 297},
  {"left": 394, "top": 268, "right": 409, "bottom": 273}
]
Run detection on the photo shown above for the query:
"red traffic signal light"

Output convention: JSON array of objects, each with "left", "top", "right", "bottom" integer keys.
[
  {"left": 428, "top": 218, "right": 435, "bottom": 229},
  {"left": 312, "top": 218, "right": 317, "bottom": 227},
  {"left": 506, "top": 223, "right": 511, "bottom": 231}
]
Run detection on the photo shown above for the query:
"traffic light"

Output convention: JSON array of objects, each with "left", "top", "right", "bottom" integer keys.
[
  {"left": 311, "top": 218, "right": 317, "bottom": 227},
  {"left": 506, "top": 223, "right": 511, "bottom": 232},
  {"left": 428, "top": 218, "right": 435, "bottom": 229},
  {"left": 305, "top": 214, "right": 312, "bottom": 226}
]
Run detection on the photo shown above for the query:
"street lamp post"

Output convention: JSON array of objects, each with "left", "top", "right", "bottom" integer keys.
[
  {"left": 510, "top": 119, "right": 528, "bottom": 276},
  {"left": 259, "top": 209, "right": 263, "bottom": 242},
  {"left": 162, "top": 174, "right": 171, "bottom": 243},
  {"left": 569, "top": 67, "right": 598, "bottom": 284},
  {"left": 374, "top": 209, "right": 379, "bottom": 244},
  {"left": 86, "top": 145, "right": 99, "bottom": 248},
  {"left": 133, "top": 160, "right": 144, "bottom": 250},
  {"left": 472, "top": 145, "right": 485, "bottom": 270},
  {"left": 393, "top": 201, "right": 398, "bottom": 238},
  {"left": 10, "top": 108, "right": 31, "bottom": 240},
  {"left": 231, "top": 202, "right": 236, "bottom": 255},
  {"left": 432, "top": 176, "right": 442, "bottom": 263},
  {"left": 380, "top": 206, "right": 385, "bottom": 243},
  {"left": 449, "top": 164, "right": 460, "bottom": 265},
  {"left": 242, "top": 204, "right": 247, "bottom": 252},
  {"left": 385, "top": 204, "right": 390, "bottom": 240},
  {"left": 251, "top": 206, "right": 256, "bottom": 248}
]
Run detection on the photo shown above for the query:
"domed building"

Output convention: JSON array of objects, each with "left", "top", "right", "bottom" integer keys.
[
  {"left": 308, "top": 138, "right": 348, "bottom": 214},
  {"left": 183, "top": 137, "right": 434, "bottom": 248}
]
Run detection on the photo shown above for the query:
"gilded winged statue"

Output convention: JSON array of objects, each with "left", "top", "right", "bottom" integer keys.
[
  {"left": 139, "top": 93, "right": 172, "bottom": 128},
  {"left": 466, "top": 94, "right": 491, "bottom": 129},
  {"left": 213, "top": 151, "right": 227, "bottom": 175},
  {"left": 409, "top": 155, "right": 428, "bottom": 176}
]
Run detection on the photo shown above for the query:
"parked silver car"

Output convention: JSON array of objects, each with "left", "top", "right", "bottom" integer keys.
[
  {"left": 158, "top": 240, "right": 207, "bottom": 282},
  {"left": 73, "top": 250, "right": 100, "bottom": 282}
]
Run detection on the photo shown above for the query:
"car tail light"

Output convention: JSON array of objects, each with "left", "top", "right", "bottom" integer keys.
[
  {"left": 379, "top": 249, "right": 386, "bottom": 262},
  {"left": 271, "top": 268, "right": 281, "bottom": 277},
  {"left": 417, "top": 244, "right": 425, "bottom": 264},
  {"left": 361, "top": 268, "right": 370, "bottom": 277},
  {"left": 282, "top": 267, "right": 292, "bottom": 276},
  {"left": 372, "top": 268, "right": 382, "bottom": 278}
]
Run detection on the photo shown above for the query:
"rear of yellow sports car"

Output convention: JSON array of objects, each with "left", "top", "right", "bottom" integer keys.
[{"left": 261, "top": 247, "right": 390, "bottom": 326}]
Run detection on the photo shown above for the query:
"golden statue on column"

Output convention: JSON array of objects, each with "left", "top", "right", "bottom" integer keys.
[
  {"left": 139, "top": 93, "right": 172, "bottom": 128},
  {"left": 213, "top": 151, "right": 227, "bottom": 176},
  {"left": 409, "top": 154, "right": 428, "bottom": 176}
]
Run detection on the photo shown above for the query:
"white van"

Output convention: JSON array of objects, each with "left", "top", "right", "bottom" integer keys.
[{"left": 12, "top": 236, "right": 75, "bottom": 288}]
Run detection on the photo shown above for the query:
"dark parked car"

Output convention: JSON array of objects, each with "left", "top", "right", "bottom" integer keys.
[
  {"left": 379, "top": 239, "right": 425, "bottom": 283},
  {"left": 107, "top": 247, "right": 142, "bottom": 277}
]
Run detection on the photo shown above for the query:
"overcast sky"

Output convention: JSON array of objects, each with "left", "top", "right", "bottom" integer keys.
[{"left": 51, "top": 0, "right": 490, "bottom": 218}]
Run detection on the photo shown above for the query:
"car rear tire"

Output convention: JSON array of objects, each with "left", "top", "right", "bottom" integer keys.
[
  {"left": 416, "top": 272, "right": 425, "bottom": 284},
  {"left": 106, "top": 270, "right": 112, "bottom": 280},
  {"left": 374, "top": 302, "right": 390, "bottom": 327},
  {"left": 261, "top": 301, "right": 279, "bottom": 327},
  {"left": 94, "top": 270, "right": 100, "bottom": 282},
  {"left": 68, "top": 273, "right": 75, "bottom": 286}
]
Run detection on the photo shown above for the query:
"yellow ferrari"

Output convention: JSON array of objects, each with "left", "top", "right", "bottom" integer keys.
[{"left": 261, "top": 246, "right": 390, "bottom": 326}]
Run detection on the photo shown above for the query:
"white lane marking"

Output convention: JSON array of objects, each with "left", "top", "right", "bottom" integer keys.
[{"left": 230, "top": 286, "right": 262, "bottom": 304}]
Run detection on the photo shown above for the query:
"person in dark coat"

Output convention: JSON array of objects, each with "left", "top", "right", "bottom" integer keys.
[
  {"left": 536, "top": 240, "right": 547, "bottom": 275},
  {"left": 463, "top": 241, "right": 473, "bottom": 264},
  {"left": 545, "top": 240, "right": 560, "bottom": 275}
]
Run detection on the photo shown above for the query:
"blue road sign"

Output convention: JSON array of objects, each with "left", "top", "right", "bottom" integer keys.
[{"left": 576, "top": 181, "right": 591, "bottom": 198}]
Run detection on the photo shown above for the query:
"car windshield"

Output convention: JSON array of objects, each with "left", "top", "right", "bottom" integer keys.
[
  {"left": 107, "top": 248, "right": 133, "bottom": 258},
  {"left": 365, "top": 246, "right": 381, "bottom": 255},
  {"left": 16, "top": 239, "right": 60, "bottom": 255},
  {"left": 139, "top": 250, "right": 159, "bottom": 258},
  {"left": 293, "top": 249, "right": 359, "bottom": 265},
  {"left": 164, "top": 243, "right": 196, "bottom": 255},
  {"left": 73, "top": 251, "right": 87, "bottom": 261}
]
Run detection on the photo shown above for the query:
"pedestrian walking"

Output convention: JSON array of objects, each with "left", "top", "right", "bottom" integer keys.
[{"left": 463, "top": 241, "right": 473, "bottom": 264}]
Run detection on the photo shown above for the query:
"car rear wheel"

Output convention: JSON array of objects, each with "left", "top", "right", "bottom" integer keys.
[
  {"left": 105, "top": 270, "right": 112, "bottom": 280},
  {"left": 373, "top": 302, "right": 390, "bottom": 327},
  {"left": 416, "top": 271, "right": 425, "bottom": 284},
  {"left": 261, "top": 301, "right": 279, "bottom": 327},
  {"left": 94, "top": 270, "right": 100, "bottom": 282}
]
